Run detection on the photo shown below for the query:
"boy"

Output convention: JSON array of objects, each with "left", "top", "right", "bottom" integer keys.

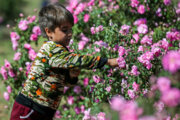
[{"left": 10, "top": 3, "right": 118, "bottom": 120}]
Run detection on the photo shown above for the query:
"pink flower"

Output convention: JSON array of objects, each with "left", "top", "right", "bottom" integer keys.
[
  {"left": 94, "top": 40, "right": 108, "bottom": 48},
  {"left": 24, "top": 43, "right": 32, "bottom": 50},
  {"left": 118, "top": 46, "right": 126, "bottom": 56},
  {"left": 110, "top": 96, "right": 125, "bottom": 111},
  {"left": 30, "top": 34, "right": 38, "bottom": 41},
  {"left": 4, "top": 60, "right": 11, "bottom": 69},
  {"left": 28, "top": 49, "right": 37, "bottom": 61},
  {"left": 105, "top": 86, "right": 111, "bottom": 92},
  {"left": 75, "top": 107, "right": 81, "bottom": 114},
  {"left": 133, "top": 18, "right": 147, "bottom": 26},
  {"left": 119, "top": 25, "right": 131, "bottom": 35},
  {"left": 154, "top": 101, "right": 164, "bottom": 112},
  {"left": 6, "top": 86, "right": 12, "bottom": 93},
  {"left": 73, "top": 86, "right": 81, "bottom": 94},
  {"left": 78, "top": 41, "right": 86, "bottom": 50},
  {"left": 63, "top": 86, "right": 69, "bottom": 93},
  {"left": 13, "top": 52, "right": 21, "bottom": 61},
  {"left": 139, "top": 116, "right": 156, "bottom": 120},
  {"left": 159, "top": 38, "right": 169, "bottom": 51},
  {"left": 84, "top": 14, "right": 90, "bottom": 23},
  {"left": 117, "top": 57, "right": 126, "bottom": 68},
  {"left": 54, "top": 110, "right": 62, "bottom": 119},
  {"left": 32, "top": 26, "right": 41, "bottom": 36},
  {"left": 163, "top": 0, "right": 171, "bottom": 6},
  {"left": 3, "top": 92, "right": 9, "bottom": 101},
  {"left": 128, "top": 89, "right": 135, "bottom": 99},
  {"left": 132, "top": 33, "right": 139, "bottom": 43},
  {"left": 73, "top": 15, "right": 79, "bottom": 24},
  {"left": 0, "top": 66, "right": 8, "bottom": 80},
  {"left": 28, "top": 15, "right": 36, "bottom": 23},
  {"left": 131, "top": 65, "right": 140, "bottom": 76},
  {"left": 83, "top": 108, "right": 91, "bottom": 120},
  {"left": 166, "top": 31, "right": 180, "bottom": 41},
  {"left": 83, "top": 78, "right": 89, "bottom": 87},
  {"left": 157, "top": 77, "right": 171, "bottom": 92},
  {"left": 120, "top": 101, "right": 142, "bottom": 120},
  {"left": 140, "top": 35, "right": 152, "bottom": 45},
  {"left": 97, "top": 112, "right": 106, "bottom": 120},
  {"left": 161, "top": 88, "right": 180, "bottom": 107},
  {"left": 93, "top": 75, "right": 101, "bottom": 83},
  {"left": 96, "top": 25, "right": 104, "bottom": 33},
  {"left": 138, "top": 5, "right": 145, "bottom": 14},
  {"left": 137, "top": 24, "right": 148, "bottom": 34},
  {"left": 130, "top": 0, "right": 139, "bottom": 7},
  {"left": 91, "top": 27, "right": 96, "bottom": 34},
  {"left": 162, "top": 51, "right": 180, "bottom": 73},
  {"left": 10, "top": 32, "right": 20, "bottom": 42},
  {"left": 18, "top": 20, "right": 28, "bottom": 31},
  {"left": 151, "top": 47, "right": 161, "bottom": 57},
  {"left": 74, "top": 3, "right": 85, "bottom": 15},
  {"left": 67, "top": 96, "right": 74, "bottom": 105},
  {"left": 132, "top": 82, "right": 140, "bottom": 91},
  {"left": 138, "top": 46, "right": 144, "bottom": 52},
  {"left": 12, "top": 41, "right": 18, "bottom": 51},
  {"left": 8, "top": 69, "right": 16, "bottom": 77}
]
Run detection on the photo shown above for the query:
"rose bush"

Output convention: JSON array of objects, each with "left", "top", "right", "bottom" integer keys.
[{"left": 0, "top": 0, "right": 180, "bottom": 119}]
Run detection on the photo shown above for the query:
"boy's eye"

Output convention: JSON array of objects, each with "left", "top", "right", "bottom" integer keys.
[{"left": 62, "top": 29, "right": 72, "bottom": 33}]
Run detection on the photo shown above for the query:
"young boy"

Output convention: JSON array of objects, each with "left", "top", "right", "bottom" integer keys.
[{"left": 10, "top": 3, "right": 118, "bottom": 120}]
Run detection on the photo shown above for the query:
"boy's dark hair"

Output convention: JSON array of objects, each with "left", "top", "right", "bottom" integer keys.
[{"left": 38, "top": 3, "right": 74, "bottom": 38}]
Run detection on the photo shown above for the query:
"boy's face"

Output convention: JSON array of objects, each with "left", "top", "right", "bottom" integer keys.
[{"left": 46, "top": 22, "right": 73, "bottom": 47}]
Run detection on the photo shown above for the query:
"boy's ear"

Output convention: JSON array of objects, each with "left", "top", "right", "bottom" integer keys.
[{"left": 45, "top": 27, "right": 52, "bottom": 37}]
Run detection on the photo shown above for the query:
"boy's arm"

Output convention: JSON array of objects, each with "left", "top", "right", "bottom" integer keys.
[{"left": 49, "top": 45, "right": 108, "bottom": 69}]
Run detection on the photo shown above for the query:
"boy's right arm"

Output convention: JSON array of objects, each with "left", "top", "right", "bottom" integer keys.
[{"left": 48, "top": 44, "right": 109, "bottom": 69}]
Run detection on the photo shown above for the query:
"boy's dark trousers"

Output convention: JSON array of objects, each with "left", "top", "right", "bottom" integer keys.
[{"left": 10, "top": 93, "right": 56, "bottom": 120}]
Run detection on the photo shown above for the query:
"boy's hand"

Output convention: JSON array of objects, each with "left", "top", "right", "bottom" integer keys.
[
  {"left": 106, "top": 58, "right": 119, "bottom": 67},
  {"left": 69, "top": 69, "right": 81, "bottom": 78}
]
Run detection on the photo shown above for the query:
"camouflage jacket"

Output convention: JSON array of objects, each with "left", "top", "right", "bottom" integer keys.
[{"left": 21, "top": 40, "right": 107, "bottom": 109}]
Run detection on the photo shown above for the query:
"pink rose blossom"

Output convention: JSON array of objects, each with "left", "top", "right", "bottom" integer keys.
[
  {"left": 163, "top": 0, "right": 171, "bottom": 6},
  {"left": 67, "top": 96, "right": 74, "bottom": 105},
  {"left": 83, "top": 108, "right": 91, "bottom": 120},
  {"left": 73, "top": 15, "right": 78, "bottom": 24},
  {"left": 138, "top": 46, "right": 144, "bottom": 52},
  {"left": 30, "top": 34, "right": 38, "bottom": 41},
  {"left": 119, "top": 25, "right": 131, "bottom": 35},
  {"left": 4, "top": 60, "right": 11, "bottom": 69},
  {"left": 28, "top": 15, "right": 36, "bottom": 23},
  {"left": 133, "top": 33, "right": 139, "bottom": 43},
  {"left": 110, "top": 96, "right": 125, "bottom": 111},
  {"left": 130, "top": 0, "right": 139, "bottom": 7},
  {"left": 154, "top": 101, "right": 164, "bottom": 112},
  {"left": 117, "top": 57, "right": 126, "bottom": 68},
  {"left": 13, "top": 52, "right": 21, "bottom": 61},
  {"left": 132, "top": 82, "right": 140, "bottom": 91},
  {"left": 54, "top": 110, "right": 62, "bottom": 119},
  {"left": 24, "top": 43, "right": 32, "bottom": 50},
  {"left": 0, "top": 66, "right": 8, "bottom": 80},
  {"left": 32, "top": 26, "right": 41, "bottom": 36},
  {"left": 75, "top": 107, "right": 81, "bottom": 114},
  {"left": 78, "top": 41, "right": 86, "bottom": 50},
  {"left": 91, "top": 27, "right": 96, "bottom": 34},
  {"left": 83, "top": 78, "right": 89, "bottom": 87},
  {"left": 161, "top": 88, "right": 180, "bottom": 107},
  {"left": 118, "top": 46, "right": 126, "bottom": 56},
  {"left": 131, "top": 65, "right": 140, "bottom": 76},
  {"left": 3, "top": 92, "right": 9, "bottom": 101},
  {"left": 159, "top": 38, "right": 169, "bottom": 51},
  {"left": 138, "top": 5, "right": 145, "bottom": 14},
  {"left": 18, "top": 20, "right": 28, "bottom": 31},
  {"left": 74, "top": 3, "right": 85, "bottom": 15},
  {"left": 8, "top": 69, "right": 16, "bottom": 77},
  {"left": 93, "top": 75, "right": 101, "bottom": 83},
  {"left": 6, "top": 86, "right": 12, "bottom": 93},
  {"left": 133, "top": 18, "right": 147, "bottom": 26},
  {"left": 137, "top": 24, "right": 148, "bottom": 34},
  {"left": 10, "top": 32, "right": 20, "bottom": 42},
  {"left": 28, "top": 49, "right": 37, "bottom": 61},
  {"left": 151, "top": 47, "right": 161, "bottom": 57},
  {"left": 157, "top": 77, "right": 171, "bottom": 92},
  {"left": 12, "top": 41, "right": 18, "bottom": 51},
  {"left": 97, "top": 112, "right": 106, "bottom": 120},
  {"left": 73, "top": 86, "right": 81, "bottom": 94},
  {"left": 141, "top": 35, "right": 152, "bottom": 45},
  {"left": 128, "top": 89, "right": 135, "bottom": 99},
  {"left": 84, "top": 14, "right": 90, "bottom": 23},
  {"left": 162, "top": 50, "right": 180, "bottom": 73},
  {"left": 105, "top": 86, "right": 111, "bottom": 92}
]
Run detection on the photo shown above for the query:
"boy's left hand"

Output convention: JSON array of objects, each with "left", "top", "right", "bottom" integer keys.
[{"left": 69, "top": 69, "right": 81, "bottom": 78}]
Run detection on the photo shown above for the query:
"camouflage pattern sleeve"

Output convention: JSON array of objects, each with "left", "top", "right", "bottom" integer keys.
[{"left": 48, "top": 43, "right": 107, "bottom": 69}]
